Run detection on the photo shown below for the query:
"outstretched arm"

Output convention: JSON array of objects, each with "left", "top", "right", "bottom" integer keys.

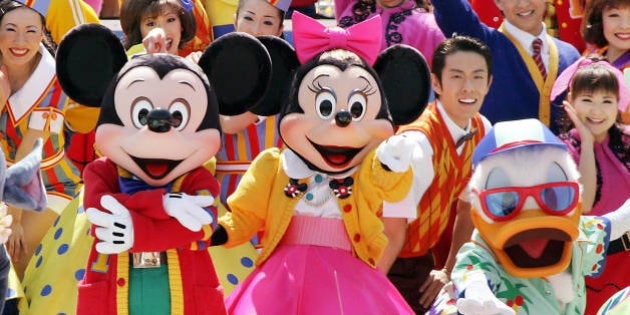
[{"left": 432, "top": 0, "right": 492, "bottom": 41}]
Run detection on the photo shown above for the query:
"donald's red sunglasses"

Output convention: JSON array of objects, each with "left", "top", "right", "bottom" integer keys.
[{"left": 473, "top": 182, "right": 579, "bottom": 222}]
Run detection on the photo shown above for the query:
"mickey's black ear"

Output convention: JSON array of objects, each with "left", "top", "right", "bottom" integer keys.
[
  {"left": 374, "top": 45, "right": 431, "bottom": 126},
  {"left": 252, "top": 36, "right": 299, "bottom": 116},
  {"left": 198, "top": 32, "right": 272, "bottom": 116},
  {"left": 56, "top": 23, "right": 127, "bottom": 107}
]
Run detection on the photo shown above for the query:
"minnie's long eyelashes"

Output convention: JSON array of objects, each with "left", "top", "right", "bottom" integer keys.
[
  {"left": 307, "top": 80, "right": 326, "bottom": 93},
  {"left": 359, "top": 84, "right": 377, "bottom": 96}
]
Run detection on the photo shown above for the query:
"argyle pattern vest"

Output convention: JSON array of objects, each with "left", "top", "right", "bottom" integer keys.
[{"left": 396, "top": 102, "right": 485, "bottom": 257}]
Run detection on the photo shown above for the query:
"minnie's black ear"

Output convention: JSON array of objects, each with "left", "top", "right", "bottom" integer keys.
[
  {"left": 252, "top": 36, "right": 299, "bottom": 116},
  {"left": 56, "top": 23, "right": 127, "bottom": 107},
  {"left": 374, "top": 45, "right": 431, "bottom": 126},
  {"left": 198, "top": 32, "right": 272, "bottom": 116}
]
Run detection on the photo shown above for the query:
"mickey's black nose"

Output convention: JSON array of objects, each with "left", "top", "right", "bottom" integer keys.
[
  {"left": 335, "top": 111, "right": 352, "bottom": 127},
  {"left": 147, "top": 108, "right": 173, "bottom": 133}
]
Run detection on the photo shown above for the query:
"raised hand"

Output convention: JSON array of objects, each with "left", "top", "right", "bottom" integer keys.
[
  {"left": 563, "top": 100, "right": 594, "bottom": 144},
  {"left": 143, "top": 28, "right": 169, "bottom": 54},
  {"left": 376, "top": 134, "right": 416, "bottom": 172}
]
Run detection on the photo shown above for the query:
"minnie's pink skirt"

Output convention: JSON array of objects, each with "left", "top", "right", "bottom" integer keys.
[{"left": 225, "top": 216, "right": 413, "bottom": 314}]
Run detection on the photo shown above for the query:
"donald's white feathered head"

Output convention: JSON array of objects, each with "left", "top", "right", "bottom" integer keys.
[{"left": 469, "top": 119, "right": 582, "bottom": 278}]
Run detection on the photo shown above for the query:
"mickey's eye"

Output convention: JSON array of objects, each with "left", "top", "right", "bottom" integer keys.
[
  {"left": 169, "top": 99, "right": 190, "bottom": 131},
  {"left": 315, "top": 89, "right": 336, "bottom": 119},
  {"left": 131, "top": 97, "right": 154, "bottom": 128},
  {"left": 348, "top": 92, "right": 366, "bottom": 121}
]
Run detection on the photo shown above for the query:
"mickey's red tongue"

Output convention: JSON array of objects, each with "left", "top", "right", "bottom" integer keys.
[
  {"left": 145, "top": 162, "right": 169, "bottom": 178},
  {"left": 519, "top": 238, "right": 549, "bottom": 259}
]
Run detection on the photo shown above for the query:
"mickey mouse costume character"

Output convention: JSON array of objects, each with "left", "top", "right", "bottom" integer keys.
[
  {"left": 430, "top": 119, "right": 630, "bottom": 315},
  {"left": 210, "top": 12, "right": 432, "bottom": 314},
  {"left": 53, "top": 23, "right": 281, "bottom": 315}
]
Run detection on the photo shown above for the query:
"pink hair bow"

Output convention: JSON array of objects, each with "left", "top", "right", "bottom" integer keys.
[
  {"left": 551, "top": 57, "right": 630, "bottom": 112},
  {"left": 291, "top": 11, "right": 382, "bottom": 65}
]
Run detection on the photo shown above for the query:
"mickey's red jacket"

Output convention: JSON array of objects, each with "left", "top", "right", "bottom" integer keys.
[{"left": 77, "top": 157, "right": 226, "bottom": 315}]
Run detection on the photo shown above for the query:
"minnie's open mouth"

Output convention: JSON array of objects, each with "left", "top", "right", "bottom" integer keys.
[{"left": 309, "top": 140, "right": 363, "bottom": 168}]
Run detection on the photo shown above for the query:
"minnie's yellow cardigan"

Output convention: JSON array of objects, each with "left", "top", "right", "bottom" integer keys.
[{"left": 219, "top": 147, "right": 413, "bottom": 268}]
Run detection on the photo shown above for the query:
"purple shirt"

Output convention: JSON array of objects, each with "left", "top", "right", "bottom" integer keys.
[
  {"left": 564, "top": 128, "right": 630, "bottom": 216},
  {"left": 335, "top": 0, "right": 445, "bottom": 67}
]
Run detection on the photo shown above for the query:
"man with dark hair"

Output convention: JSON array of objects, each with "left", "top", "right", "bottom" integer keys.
[
  {"left": 379, "top": 35, "right": 494, "bottom": 314},
  {"left": 432, "top": 0, "right": 580, "bottom": 133}
]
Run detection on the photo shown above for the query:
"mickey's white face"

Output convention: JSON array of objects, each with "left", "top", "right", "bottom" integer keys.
[
  {"left": 280, "top": 64, "right": 393, "bottom": 173},
  {"left": 96, "top": 65, "right": 220, "bottom": 186}
]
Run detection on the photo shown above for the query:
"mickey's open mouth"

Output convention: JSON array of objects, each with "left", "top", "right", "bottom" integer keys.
[
  {"left": 503, "top": 228, "right": 571, "bottom": 268},
  {"left": 309, "top": 140, "right": 363, "bottom": 168},
  {"left": 131, "top": 157, "right": 182, "bottom": 180}
]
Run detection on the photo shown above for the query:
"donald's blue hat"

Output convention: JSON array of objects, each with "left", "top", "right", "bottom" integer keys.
[{"left": 472, "top": 119, "right": 567, "bottom": 168}]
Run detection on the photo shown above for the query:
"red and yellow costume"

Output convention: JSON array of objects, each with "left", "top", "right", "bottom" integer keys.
[{"left": 77, "top": 158, "right": 225, "bottom": 315}]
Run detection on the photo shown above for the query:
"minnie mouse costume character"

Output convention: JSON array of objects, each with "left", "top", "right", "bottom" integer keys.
[
  {"left": 54, "top": 24, "right": 280, "bottom": 315},
  {"left": 210, "top": 12, "right": 432, "bottom": 314}
]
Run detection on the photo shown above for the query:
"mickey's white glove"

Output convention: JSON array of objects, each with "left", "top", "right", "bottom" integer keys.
[
  {"left": 376, "top": 134, "right": 415, "bottom": 173},
  {"left": 456, "top": 271, "right": 515, "bottom": 315},
  {"left": 163, "top": 193, "right": 214, "bottom": 232},
  {"left": 87, "top": 195, "right": 134, "bottom": 254}
]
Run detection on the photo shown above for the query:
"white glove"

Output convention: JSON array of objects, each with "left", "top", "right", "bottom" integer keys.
[
  {"left": 456, "top": 271, "right": 515, "bottom": 315},
  {"left": 603, "top": 197, "right": 630, "bottom": 240},
  {"left": 547, "top": 271, "right": 574, "bottom": 306},
  {"left": 87, "top": 195, "right": 134, "bottom": 254},
  {"left": 376, "top": 134, "right": 415, "bottom": 173},
  {"left": 163, "top": 193, "right": 214, "bottom": 232}
]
